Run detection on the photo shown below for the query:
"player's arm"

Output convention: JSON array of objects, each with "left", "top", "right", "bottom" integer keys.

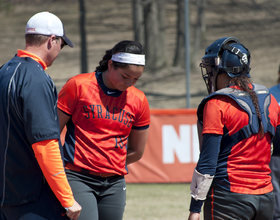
[
  {"left": 197, "top": 119, "right": 203, "bottom": 151},
  {"left": 126, "top": 93, "right": 150, "bottom": 165},
  {"left": 57, "top": 108, "right": 71, "bottom": 132},
  {"left": 189, "top": 133, "right": 221, "bottom": 213},
  {"left": 126, "top": 127, "right": 149, "bottom": 165},
  {"left": 32, "top": 139, "right": 81, "bottom": 219},
  {"left": 190, "top": 100, "right": 223, "bottom": 213}
]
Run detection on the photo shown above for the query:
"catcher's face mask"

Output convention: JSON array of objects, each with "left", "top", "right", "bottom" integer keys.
[{"left": 200, "top": 57, "right": 220, "bottom": 94}]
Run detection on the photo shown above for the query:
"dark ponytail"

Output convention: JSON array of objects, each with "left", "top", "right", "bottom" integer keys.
[
  {"left": 229, "top": 75, "right": 264, "bottom": 138},
  {"left": 95, "top": 40, "right": 145, "bottom": 72}
]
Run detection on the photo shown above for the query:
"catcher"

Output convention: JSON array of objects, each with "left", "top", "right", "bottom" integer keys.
[{"left": 188, "top": 37, "right": 280, "bottom": 220}]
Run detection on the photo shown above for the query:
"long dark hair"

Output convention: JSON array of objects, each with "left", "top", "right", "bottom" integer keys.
[
  {"left": 95, "top": 40, "right": 145, "bottom": 72},
  {"left": 229, "top": 75, "right": 264, "bottom": 137}
]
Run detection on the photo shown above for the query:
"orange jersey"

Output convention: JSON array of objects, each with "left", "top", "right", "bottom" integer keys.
[
  {"left": 57, "top": 71, "right": 150, "bottom": 175},
  {"left": 201, "top": 93, "right": 280, "bottom": 194}
]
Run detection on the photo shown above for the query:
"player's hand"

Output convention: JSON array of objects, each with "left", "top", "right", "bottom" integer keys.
[
  {"left": 188, "top": 211, "right": 200, "bottom": 220},
  {"left": 66, "top": 200, "right": 82, "bottom": 220}
]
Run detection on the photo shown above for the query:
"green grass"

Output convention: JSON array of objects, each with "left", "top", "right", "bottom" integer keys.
[{"left": 123, "top": 183, "right": 199, "bottom": 220}]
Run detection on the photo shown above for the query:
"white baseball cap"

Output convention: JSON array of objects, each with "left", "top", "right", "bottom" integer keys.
[{"left": 26, "top": 11, "right": 74, "bottom": 48}]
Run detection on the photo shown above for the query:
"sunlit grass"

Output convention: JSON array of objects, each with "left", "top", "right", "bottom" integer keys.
[{"left": 123, "top": 183, "right": 196, "bottom": 220}]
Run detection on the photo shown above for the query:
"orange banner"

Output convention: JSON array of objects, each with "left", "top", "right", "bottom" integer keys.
[
  {"left": 125, "top": 109, "right": 199, "bottom": 183},
  {"left": 60, "top": 109, "right": 199, "bottom": 183}
]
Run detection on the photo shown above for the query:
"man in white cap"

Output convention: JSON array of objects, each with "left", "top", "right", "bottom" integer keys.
[{"left": 0, "top": 12, "right": 81, "bottom": 220}]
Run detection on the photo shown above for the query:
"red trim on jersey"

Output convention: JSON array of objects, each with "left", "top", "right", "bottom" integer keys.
[{"left": 211, "top": 188, "right": 214, "bottom": 220}]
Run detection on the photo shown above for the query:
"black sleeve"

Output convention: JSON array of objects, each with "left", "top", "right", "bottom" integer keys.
[
  {"left": 196, "top": 133, "right": 222, "bottom": 175},
  {"left": 21, "top": 65, "right": 60, "bottom": 144}
]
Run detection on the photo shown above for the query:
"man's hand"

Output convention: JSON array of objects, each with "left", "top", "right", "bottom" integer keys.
[{"left": 66, "top": 200, "right": 82, "bottom": 220}]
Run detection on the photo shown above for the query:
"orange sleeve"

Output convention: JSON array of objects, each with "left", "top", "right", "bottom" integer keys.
[
  {"left": 57, "top": 77, "right": 78, "bottom": 115},
  {"left": 202, "top": 100, "right": 224, "bottom": 135},
  {"left": 134, "top": 94, "right": 150, "bottom": 127},
  {"left": 32, "top": 139, "right": 74, "bottom": 208}
]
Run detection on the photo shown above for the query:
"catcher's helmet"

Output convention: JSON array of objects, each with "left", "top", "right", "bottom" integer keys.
[{"left": 200, "top": 37, "right": 251, "bottom": 94}]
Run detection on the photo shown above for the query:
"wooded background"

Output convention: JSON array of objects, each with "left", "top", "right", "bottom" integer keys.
[{"left": 1, "top": 0, "right": 280, "bottom": 109}]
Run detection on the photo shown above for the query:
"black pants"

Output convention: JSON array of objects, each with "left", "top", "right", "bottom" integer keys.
[
  {"left": 270, "top": 155, "right": 280, "bottom": 220},
  {"left": 0, "top": 183, "right": 68, "bottom": 220},
  {"left": 66, "top": 169, "right": 126, "bottom": 220},
  {"left": 204, "top": 185, "right": 275, "bottom": 220}
]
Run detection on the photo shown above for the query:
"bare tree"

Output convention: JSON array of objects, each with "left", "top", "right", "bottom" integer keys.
[
  {"left": 132, "top": 0, "right": 145, "bottom": 45},
  {"left": 143, "top": 0, "right": 167, "bottom": 70},
  {"left": 173, "top": 0, "right": 206, "bottom": 69},
  {"left": 193, "top": 0, "right": 206, "bottom": 66},
  {"left": 157, "top": 0, "right": 167, "bottom": 68},
  {"left": 132, "top": 0, "right": 167, "bottom": 70},
  {"left": 79, "top": 0, "right": 88, "bottom": 73},
  {"left": 173, "top": 0, "right": 185, "bottom": 68}
]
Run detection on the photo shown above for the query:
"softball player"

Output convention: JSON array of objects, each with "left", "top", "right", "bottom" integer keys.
[
  {"left": 0, "top": 12, "right": 81, "bottom": 219},
  {"left": 188, "top": 37, "right": 280, "bottom": 220},
  {"left": 269, "top": 68, "right": 280, "bottom": 220},
  {"left": 57, "top": 40, "right": 150, "bottom": 220}
]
